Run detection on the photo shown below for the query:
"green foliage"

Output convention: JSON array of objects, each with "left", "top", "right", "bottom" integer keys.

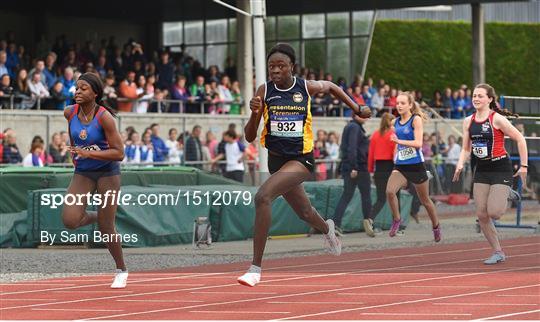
[{"left": 366, "top": 20, "right": 540, "bottom": 97}]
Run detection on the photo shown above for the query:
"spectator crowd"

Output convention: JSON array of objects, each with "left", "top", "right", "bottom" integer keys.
[{"left": 0, "top": 31, "right": 481, "bottom": 119}]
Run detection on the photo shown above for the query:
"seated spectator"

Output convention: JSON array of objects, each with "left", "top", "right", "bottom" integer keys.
[
  {"left": 103, "top": 73, "right": 118, "bottom": 110},
  {"left": 351, "top": 85, "right": 366, "bottom": 106},
  {"left": 45, "top": 81, "right": 67, "bottom": 110},
  {"left": 59, "top": 67, "right": 76, "bottom": 105},
  {"left": 170, "top": 75, "right": 190, "bottom": 113},
  {"left": 442, "top": 87, "right": 453, "bottom": 118},
  {"left": 124, "top": 131, "right": 142, "bottom": 164},
  {"left": 218, "top": 75, "right": 233, "bottom": 113},
  {"left": 43, "top": 52, "right": 58, "bottom": 89},
  {"left": 451, "top": 90, "right": 464, "bottom": 119},
  {"left": 31, "top": 135, "right": 51, "bottom": 164},
  {"left": 22, "top": 142, "right": 45, "bottom": 167},
  {"left": 371, "top": 87, "right": 386, "bottom": 116},
  {"left": 429, "top": 90, "right": 444, "bottom": 113},
  {"left": 27, "top": 72, "right": 50, "bottom": 108},
  {"left": 187, "top": 75, "right": 206, "bottom": 114},
  {"left": 0, "top": 74, "right": 13, "bottom": 109},
  {"left": 361, "top": 84, "right": 372, "bottom": 107},
  {"left": 312, "top": 91, "right": 331, "bottom": 116},
  {"left": 48, "top": 132, "right": 69, "bottom": 163},
  {"left": 2, "top": 132, "right": 22, "bottom": 163},
  {"left": 14, "top": 69, "right": 33, "bottom": 109},
  {"left": 0, "top": 50, "right": 12, "bottom": 78},
  {"left": 134, "top": 74, "right": 153, "bottom": 113},
  {"left": 118, "top": 71, "right": 138, "bottom": 112},
  {"left": 29, "top": 60, "right": 48, "bottom": 88},
  {"left": 229, "top": 80, "right": 243, "bottom": 115},
  {"left": 206, "top": 81, "right": 222, "bottom": 114},
  {"left": 464, "top": 88, "right": 473, "bottom": 116}
]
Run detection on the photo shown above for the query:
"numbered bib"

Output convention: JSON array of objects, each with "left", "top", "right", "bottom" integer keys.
[
  {"left": 472, "top": 142, "right": 488, "bottom": 158},
  {"left": 397, "top": 146, "right": 418, "bottom": 161},
  {"left": 270, "top": 115, "right": 303, "bottom": 138},
  {"left": 82, "top": 144, "right": 101, "bottom": 152}
]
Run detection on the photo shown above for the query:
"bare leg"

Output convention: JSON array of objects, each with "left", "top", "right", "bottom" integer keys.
[
  {"left": 413, "top": 180, "right": 439, "bottom": 228},
  {"left": 96, "top": 175, "right": 126, "bottom": 271},
  {"left": 251, "top": 161, "right": 314, "bottom": 267},
  {"left": 62, "top": 174, "right": 98, "bottom": 229},
  {"left": 282, "top": 185, "right": 328, "bottom": 233},
  {"left": 386, "top": 170, "right": 408, "bottom": 221},
  {"left": 474, "top": 183, "right": 502, "bottom": 252}
]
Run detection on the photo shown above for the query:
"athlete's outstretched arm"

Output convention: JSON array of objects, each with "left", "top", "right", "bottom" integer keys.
[
  {"left": 453, "top": 116, "right": 472, "bottom": 182},
  {"left": 69, "top": 111, "right": 125, "bottom": 161},
  {"left": 307, "top": 80, "right": 360, "bottom": 114},
  {"left": 245, "top": 85, "right": 266, "bottom": 143}
]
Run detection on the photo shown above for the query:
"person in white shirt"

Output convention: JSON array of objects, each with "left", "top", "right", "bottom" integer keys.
[
  {"left": 325, "top": 132, "right": 340, "bottom": 179},
  {"left": 27, "top": 72, "right": 49, "bottom": 107},
  {"left": 165, "top": 128, "right": 181, "bottom": 164},
  {"left": 218, "top": 76, "right": 233, "bottom": 114},
  {"left": 22, "top": 142, "right": 44, "bottom": 167},
  {"left": 371, "top": 87, "right": 386, "bottom": 116},
  {"left": 445, "top": 135, "right": 462, "bottom": 193},
  {"left": 218, "top": 129, "right": 246, "bottom": 182}
]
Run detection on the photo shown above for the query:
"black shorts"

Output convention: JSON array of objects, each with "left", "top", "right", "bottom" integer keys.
[
  {"left": 474, "top": 156, "right": 512, "bottom": 186},
  {"left": 394, "top": 162, "right": 428, "bottom": 184},
  {"left": 268, "top": 151, "right": 315, "bottom": 174},
  {"left": 75, "top": 162, "right": 120, "bottom": 182}
]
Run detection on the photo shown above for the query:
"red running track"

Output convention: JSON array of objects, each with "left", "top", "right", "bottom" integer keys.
[{"left": 1, "top": 236, "right": 539, "bottom": 320}]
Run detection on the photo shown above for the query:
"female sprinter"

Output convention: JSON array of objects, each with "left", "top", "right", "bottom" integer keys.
[
  {"left": 366, "top": 112, "right": 395, "bottom": 237},
  {"left": 386, "top": 92, "right": 441, "bottom": 241},
  {"left": 63, "top": 72, "right": 127, "bottom": 288},
  {"left": 237, "top": 43, "right": 367, "bottom": 287},
  {"left": 453, "top": 84, "right": 527, "bottom": 264}
]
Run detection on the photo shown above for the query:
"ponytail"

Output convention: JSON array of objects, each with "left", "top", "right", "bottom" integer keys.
[{"left": 475, "top": 83, "right": 518, "bottom": 118}]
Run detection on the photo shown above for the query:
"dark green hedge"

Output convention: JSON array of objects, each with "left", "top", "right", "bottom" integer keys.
[{"left": 366, "top": 20, "right": 540, "bottom": 97}]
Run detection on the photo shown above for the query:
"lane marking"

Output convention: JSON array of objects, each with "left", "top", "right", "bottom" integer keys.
[{"left": 472, "top": 309, "right": 540, "bottom": 321}]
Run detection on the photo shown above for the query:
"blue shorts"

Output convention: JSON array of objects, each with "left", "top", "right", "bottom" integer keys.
[{"left": 75, "top": 162, "right": 120, "bottom": 182}]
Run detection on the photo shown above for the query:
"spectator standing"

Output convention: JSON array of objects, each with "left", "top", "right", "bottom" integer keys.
[
  {"left": 117, "top": 71, "right": 138, "bottom": 112},
  {"left": 48, "top": 133, "right": 69, "bottom": 163},
  {"left": 165, "top": 128, "right": 181, "bottom": 164},
  {"left": 229, "top": 80, "right": 243, "bottom": 115},
  {"left": 332, "top": 113, "right": 371, "bottom": 233},
  {"left": 185, "top": 125, "right": 203, "bottom": 169},
  {"left": 149, "top": 123, "right": 169, "bottom": 163},
  {"left": 170, "top": 75, "right": 190, "bottom": 113}
]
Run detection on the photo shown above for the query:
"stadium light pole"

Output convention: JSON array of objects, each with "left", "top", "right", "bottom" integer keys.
[{"left": 213, "top": 0, "right": 268, "bottom": 178}]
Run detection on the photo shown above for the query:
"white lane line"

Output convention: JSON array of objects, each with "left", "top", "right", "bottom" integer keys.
[
  {"left": 360, "top": 313, "right": 472, "bottom": 316},
  {"left": 434, "top": 302, "right": 539, "bottom": 306},
  {"left": 268, "top": 301, "right": 363, "bottom": 305},
  {"left": 0, "top": 299, "right": 58, "bottom": 301},
  {"left": 32, "top": 308, "right": 123, "bottom": 312},
  {"left": 273, "top": 283, "right": 540, "bottom": 320},
  {"left": 190, "top": 310, "right": 290, "bottom": 314},
  {"left": 259, "top": 284, "right": 341, "bottom": 287},
  {"left": 402, "top": 285, "right": 490, "bottom": 288},
  {"left": 472, "top": 308, "right": 540, "bottom": 321},
  {"left": 0, "top": 272, "right": 224, "bottom": 296},
  {"left": 2, "top": 241, "right": 537, "bottom": 296},
  {"left": 191, "top": 291, "right": 277, "bottom": 295},
  {"left": 52, "top": 291, "right": 133, "bottom": 293},
  {"left": 2, "top": 253, "right": 538, "bottom": 313},
  {"left": 339, "top": 292, "right": 432, "bottom": 296},
  {"left": 0, "top": 283, "right": 77, "bottom": 286},
  {"left": 497, "top": 294, "right": 540, "bottom": 297},
  {"left": 117, "top": 299, "right": 204, "bottom": 303},
  {"left": 124, "top": 284, "right": 205, "bottom": 287},
  {"left": 79, "top": 265, "right": 540, "bottom": 320}
]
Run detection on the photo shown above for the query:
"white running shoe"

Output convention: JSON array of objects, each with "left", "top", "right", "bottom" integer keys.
[
  {"left": 237, "top": 265, "right": 261, "bottom": 287},
  {"left": 323, "top": 219, "right": 342, "bottom": 256},
  {"left": 111, "top": 269, "right": 128, "bottom": 289}
]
